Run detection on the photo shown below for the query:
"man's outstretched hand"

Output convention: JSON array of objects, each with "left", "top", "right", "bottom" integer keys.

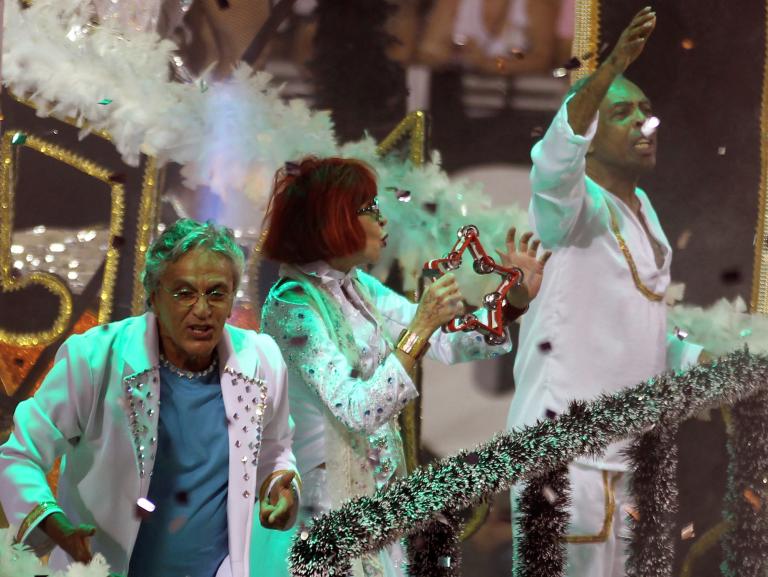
[{"left": 608, "top": 6, "right": 657, "bottom": 73}]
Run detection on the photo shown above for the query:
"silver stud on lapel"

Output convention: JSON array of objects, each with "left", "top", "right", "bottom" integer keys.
[
  {"left": 235, "top": 440, "right": 241, "bottom": 448},
  {"left": 243, "top": 490, "right": 250, "bottom": 498}
]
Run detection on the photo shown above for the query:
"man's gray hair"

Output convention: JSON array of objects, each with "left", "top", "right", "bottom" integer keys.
[{"left": 142, "top": 218, "right": 245, "bottom": 306}]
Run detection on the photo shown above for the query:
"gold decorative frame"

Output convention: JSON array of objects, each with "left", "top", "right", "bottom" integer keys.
[
  {"left": 0, "top": 132, "right": 126, "bottom": 344},
  {"left": 376, "top": 111, "right": 428, "bottom": 165},
  {"left": 130, "top": 156, "right": 162, "bottom": 315},
  {"left": 751, "top": 1, "right": 768, "bottom": 314},
  {"left": 0, "top": 90, "right": 164, "bottom": 324},
  {"left": 572, "top": 0, "right": 601, "bottom": 81}
]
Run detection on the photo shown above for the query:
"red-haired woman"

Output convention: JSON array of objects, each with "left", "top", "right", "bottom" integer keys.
[{"left": 255, "top": 156, "right": 549, "bottom": 576}]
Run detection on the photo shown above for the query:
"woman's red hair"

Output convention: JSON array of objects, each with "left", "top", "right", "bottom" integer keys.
[{"left": 261, "top": 157, "right": 378, "bottom": 264}]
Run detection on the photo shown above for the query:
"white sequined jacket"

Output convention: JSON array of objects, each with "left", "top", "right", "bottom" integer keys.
[
  {"left": 261, "top": 262, "right": 513, "bottom": 510},
  {"left": 0, "top": 312, "right": 298, "bottom": 577}
]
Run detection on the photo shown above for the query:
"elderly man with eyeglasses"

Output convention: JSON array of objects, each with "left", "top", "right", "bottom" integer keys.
[{"left": 0, "top": 218, "right": 300, "bottom": 577}]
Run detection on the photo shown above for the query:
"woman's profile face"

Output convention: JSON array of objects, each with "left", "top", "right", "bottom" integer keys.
[{"left": 348, "top": 197, "right": 388, "bottom": 268}]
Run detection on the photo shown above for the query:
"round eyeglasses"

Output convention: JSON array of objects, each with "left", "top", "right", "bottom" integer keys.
[
  {"left": 161, "top": 285, "right": 233, "bottom": 308},
  {"left": 356, "top": 198, "right": 382, "bottom": 221}
]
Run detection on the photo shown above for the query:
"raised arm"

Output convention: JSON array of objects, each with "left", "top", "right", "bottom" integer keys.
[
  {"left": 529, "top": 7, "right": 656, "bottom": 247},
  {"left": 567, "top": 6, "right": 656, "bottom": 134}
]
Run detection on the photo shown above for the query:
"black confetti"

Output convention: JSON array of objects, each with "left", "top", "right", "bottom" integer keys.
[
  {"left": 721, "top": 268, "right": 742, "bottom": 284},
  {"left": 423, "top": 202, "right": 438, "bottom": 215}
]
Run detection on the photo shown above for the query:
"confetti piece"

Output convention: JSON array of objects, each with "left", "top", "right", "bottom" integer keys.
[
  {"left": 11, "top": 132, "right": 26, "bottom": 145},
  {"left": 717, "top": 146, "right": 727, "bottom": 156},
  {"left": 545, "top": 409, "right": 557, "bottom": 419},
  {"left": 135, "top": 497, "right": 156, "bottom": 519},
  {"left": 681, "top": 522, "right": 695, "bottom": 540},
  {"left": 452, "top": 34, "right": 468, "bottom": 47},
  {"left": 438, "top": 556, "right": 451, "bottom": 568},
  {"left": 542, "top": 485, "right": 558, "bottom": 504},
  {"left": 300, "top": 530, "right": 310, "bottom": 541},
  {"left": 168, "top": 516, "right": 188, "bottom": 533},
  {"left": 552, "top": 67, "right": 567, "bottom": 78},
  {"left": 98, "top": 98, "right": 112, "bottom": 105},
  {"left": 641, "top": 116, "right": 660, "bottom": 138},
  {"left": 744, "top": 488, "right": 762, "bottom": 511},
  {"left": 676, "top": 229, "right": 693, "bottom": 250},
  {"left": 681, "top": 38, "right": 695, "bottom": 50},
  {"left": 530, "top": 126, "right": 544, "bottom": 138},
  {"left": 175, "top": 491, "right": 189, "bottom": 504},
  {"left": 623, "top": 504, "right": 640, "bottom": 521},
  {"left": 509, "top": 49, "right": 525, "bottom": 60},
  {"left": 563, "top": 56, "right": 581, "bottom": 71},
  {"left": 423, "top": 202, "right": 438, "bottom": 214},
  {"left": 108, "top": 173, "right": 127, "bottom": 184},
  {"left": 463, "top": 452, "right": 479, "bottom": 465},
  {"left": 721, "top": 268, "right": 742, "bottom": 285},
  {"left": 538, "top": 341, "right": 553, "bottom": 353},
  {"left": 740, "top": 328, "right": 753, "bottom": 338},
  {"left": 396, "top": 189, "right": 412, "bottom": 202},
  {"left": 111, "top": 235, "right": 126, "bottom": 248},
  {"left": 674, "top": 327, "right": 689, "bottom": 341}
]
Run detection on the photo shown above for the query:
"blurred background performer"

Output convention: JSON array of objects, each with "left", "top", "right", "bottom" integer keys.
[
  {"left": 507, "top": 8, "right": 703, "bottom": 577},
  {"left": 254, "top": 156, "right": 549, "bottom": 577},
  {"left": 0, "top": 219, "right": 300, "bottom": 577}
]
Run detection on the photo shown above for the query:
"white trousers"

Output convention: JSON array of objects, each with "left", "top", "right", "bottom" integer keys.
[{"left": 511, "top": 462, "right": 633, "bottom": 577}]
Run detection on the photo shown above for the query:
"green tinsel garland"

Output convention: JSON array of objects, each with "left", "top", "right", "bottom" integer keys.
[
  {"left": 721, "top": 390, "right": 768, "bottom": 576},
  {"left": 625, "top": 425, "right": 679, "bottom": 577},
  {"left": 406, "top": 512, "right": 463, "bottom": 577},
  {"left": 288, "top": 350, "right": 768, "bottom": 576},
  {"left": 513, "top": 464, "right": 570, "bottom": 577}
]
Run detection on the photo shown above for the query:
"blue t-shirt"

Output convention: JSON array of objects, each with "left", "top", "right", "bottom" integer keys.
[{"left": 128, "top": 364, "right": 229, "bottom": 577}]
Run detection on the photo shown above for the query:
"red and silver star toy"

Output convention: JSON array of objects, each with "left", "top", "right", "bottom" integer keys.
[{"left": 423, "top": 225, "right": 524, "bottom": 345}]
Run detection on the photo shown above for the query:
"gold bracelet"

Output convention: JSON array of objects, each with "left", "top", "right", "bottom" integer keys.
[{"left": 396, "top": 329, "right": 431, "bottom": 361}]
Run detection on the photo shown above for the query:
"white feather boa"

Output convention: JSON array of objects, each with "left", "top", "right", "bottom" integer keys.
[
  {"left": 0, "top": 528, "right": 111, "bottom": 577},
  {"left": 2, "top": 0, "right": 529, "bottom": 290},
  {"left": 668, "top": 297, "right": 768, "bottom": 357}
]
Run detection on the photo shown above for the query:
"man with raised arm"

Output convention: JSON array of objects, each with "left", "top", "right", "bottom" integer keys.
[{"left": 508, "top": 8, "right": 702, "bottom": 576}]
